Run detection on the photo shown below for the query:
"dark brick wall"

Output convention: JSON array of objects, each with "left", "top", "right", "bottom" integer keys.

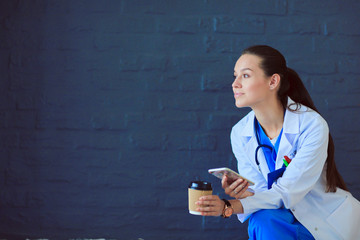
[{"left": 1, "top": 0, "right": 359, "bottom": 239}]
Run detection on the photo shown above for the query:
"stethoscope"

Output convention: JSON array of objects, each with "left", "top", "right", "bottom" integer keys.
[{"left": 254, "top": 118, "right": 274, "bottom": 173}]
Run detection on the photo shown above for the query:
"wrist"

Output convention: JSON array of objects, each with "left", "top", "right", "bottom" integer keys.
[
  {"left": 221, "top": 199, "right": 234, "bottom": 218},
  {"left": 229, "top": 199, "right": 244, "bottom": 214}
]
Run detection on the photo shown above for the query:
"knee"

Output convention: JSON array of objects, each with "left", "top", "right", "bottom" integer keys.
[
  {"left": 249, "top": 209, "right": 295, "bottom": 231},
  {"left": 248, "top": 210, "right": 277, "bottom": 239},
  {"left": 249, "top": 209, "right": 276, "bottom": 226}
]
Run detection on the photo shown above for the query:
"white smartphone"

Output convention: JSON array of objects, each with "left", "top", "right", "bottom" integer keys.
[{"left": 208, "top": 167, "right": 255, "bottom": 186}]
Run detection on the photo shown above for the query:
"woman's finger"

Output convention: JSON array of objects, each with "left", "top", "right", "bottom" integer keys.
[
  {"left": 195, "top": 195, "right": 224, "bottom": 216},
  {"left": 225, "top": 178, "right": 244, "bottom": 196},
  {"left": 221, "top": 175, "right": 229, "bottom": 189},
  {"left": 196, "top": 200, "right": 214, "bottom": 206},
  {"left": 230, "top": 178, "right": 244, "bottom": 190},
  {"left": 234, "top": 182, "right": 249, "bottom": 198},
  {"left": 235, "top": 190, "right": 254, "bottom": 199},
  {"left": 233, "top": 181, "right": 248, "bottom": 194}
]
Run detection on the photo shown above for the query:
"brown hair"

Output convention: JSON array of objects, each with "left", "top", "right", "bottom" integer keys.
[{"left": 242, "top": 45, "right": 348, "bottom": 192}]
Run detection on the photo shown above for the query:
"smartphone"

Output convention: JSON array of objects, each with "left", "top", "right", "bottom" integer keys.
[{"left": 208, "top": 167, "right": 255, "bottom": 186}]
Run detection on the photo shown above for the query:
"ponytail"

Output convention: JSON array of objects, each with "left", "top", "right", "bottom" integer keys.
[
  {"left": 281, "top": 68, "right": 348, "bottom": 193},
  {"left": 242, "top": 45, "right": 348, "bottom": 193},
  {"left": 278, "top": 68, "right": 315, "bottom": 112}
]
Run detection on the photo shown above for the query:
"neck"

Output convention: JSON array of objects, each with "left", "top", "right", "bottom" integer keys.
[{"left": 253, "top": 98, "right": 285, "bottom": 139}]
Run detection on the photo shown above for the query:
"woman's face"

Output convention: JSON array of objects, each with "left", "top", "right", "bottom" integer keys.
[{"left": 232, "top": 54, "right": 272, "bottom": 109}]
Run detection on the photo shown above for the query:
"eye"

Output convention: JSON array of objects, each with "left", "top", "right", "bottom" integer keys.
[{"left": 243, "top": 74, "right": 250, "bottom": 78}]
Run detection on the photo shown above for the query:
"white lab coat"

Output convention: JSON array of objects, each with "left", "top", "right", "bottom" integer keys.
[{"left": 230, "top": 98, "right": 360, "bottom": 240}]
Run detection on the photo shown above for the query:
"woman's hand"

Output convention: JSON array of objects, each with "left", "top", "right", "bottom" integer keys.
[
  {"left": 222, "top": 175, "right": 254, "bottom": 199},
  {"left": 195, "top": 195, "right": 225, "bottom": 217}
]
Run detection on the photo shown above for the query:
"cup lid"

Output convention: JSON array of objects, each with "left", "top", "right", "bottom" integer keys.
[{"left": 188, "top": 181, "right": 212, "bottom": 190}]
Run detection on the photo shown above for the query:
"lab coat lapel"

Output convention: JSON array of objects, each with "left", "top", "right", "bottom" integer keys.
[{"left": 275, "top": 100, "right": 301, "bottom": 169}]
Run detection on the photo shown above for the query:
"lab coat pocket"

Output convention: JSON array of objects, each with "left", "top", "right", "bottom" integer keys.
[{"left": 326, "top": 195, "right": 360, "bottom": 239}]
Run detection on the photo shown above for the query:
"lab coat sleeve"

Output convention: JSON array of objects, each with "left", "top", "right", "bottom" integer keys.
[{"left": 240, "top": 114, "right": 329, "bottom": 215}]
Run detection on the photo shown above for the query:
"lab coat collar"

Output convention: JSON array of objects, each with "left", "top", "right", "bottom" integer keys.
[
  {"left": 282, "top": 98, "right": 301, "bottom": 135},
  {"left": 240, "top": 97, "right": 301, "bottom": 175},
  {"left": 239, "top": 97, "right": 300, "bottom": 138}
]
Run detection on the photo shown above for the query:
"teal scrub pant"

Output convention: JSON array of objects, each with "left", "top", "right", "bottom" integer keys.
[{"left": 248, "top": 208, "right": 315, "bottom": 240}]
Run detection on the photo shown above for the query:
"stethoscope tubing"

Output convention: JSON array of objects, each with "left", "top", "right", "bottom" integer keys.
[{"left": 255, "top": 120, "right": 274, "bottom": 172}]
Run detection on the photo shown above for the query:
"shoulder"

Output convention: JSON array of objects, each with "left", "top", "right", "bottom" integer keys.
[
  {"left": 287, "top": 98, "right": 328, "bottom": 130},
  {"left": 230, "top": 110, "right": 255, "bottom": 149},
  {"left": 301, "top": 106, "right": 328, "bottom": 131},
  {"left": 287, "top": 103, "right": 329, "bottom": 138},
  {"left": 231, "top": 110, "right": 254, "bottom": 137}
]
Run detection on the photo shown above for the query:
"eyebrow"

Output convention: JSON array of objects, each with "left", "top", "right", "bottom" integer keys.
[{"left": 234, "top": 68, "right": 253, "bottom": 74}]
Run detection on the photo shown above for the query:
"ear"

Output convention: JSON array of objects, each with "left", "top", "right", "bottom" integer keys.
[{"left": 269, "top": 74, "right": 281, "bottom": 90}]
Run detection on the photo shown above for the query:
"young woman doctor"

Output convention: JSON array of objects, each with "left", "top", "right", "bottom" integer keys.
[{"left": 196, "top": 45, "right": 360, "bottom": 239}]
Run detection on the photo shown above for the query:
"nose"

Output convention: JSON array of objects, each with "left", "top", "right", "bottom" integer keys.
[{"left": 232, "top": 76, "right": 241, "bottom": 89}]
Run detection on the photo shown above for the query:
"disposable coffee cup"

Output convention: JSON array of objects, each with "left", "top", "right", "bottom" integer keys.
[{"left": 188, "top": 181, "right": 213, "bottom": 215}]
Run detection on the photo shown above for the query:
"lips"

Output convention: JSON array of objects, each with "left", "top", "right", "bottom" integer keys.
[{"left": 234, "top": 93, "right": 244, "bottom": 98}]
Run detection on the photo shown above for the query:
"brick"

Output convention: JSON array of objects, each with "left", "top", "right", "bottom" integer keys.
[
  {"left": 98, "top": 15, "right": 157, "bottom": 34},
  {"left": 90, "top": 111, "right": 127, "bottom": 131},
  {"left": 334, "top": 133, "right": 360, "bottom": 152},
  {"left": 168, "top": 55, "right": 233, "bottom": 77},
  {"left": 289, "top": 0, "right": 347, "bottom": 15},
  {"left": 311, "top": 36, "right": 331, "bottom": 54},
  {"left": 330, "top": 36, "right": 360, "bottom": 55},
  {"left": 203, "top": 35, "right": 233, "bottom": 54},
  {"left": 259, "top": 35, "right": 314, "bottom": 57},
  {"left": 163, "top": 191, "right": 186, "bottom": 209},
  {"left": 315, "top": 93, "right": 360, "bottom": 111},
  {"left": 158, "top": 92, "right": 217, "bottom": 111},
  {"left": 18, "top": 130, "right": 127, "bottom": 150},
  {"left": 121, "top": 0, "right": 207, "bottom": 16},
  {"left": 6, "top": 111, "right": 36, "bottom": 129},
  {"left": 247, "top": 0, "right": 287, "bottom": 15},
  {"left": 289, "top": 56, "right": 336, "bottom": 75},
  {"left": 265, "top": 17, "right": 321, "bottom": 34},
  {"left": 163, "top": 213, "right": 202, "bottom": 231},
  {"left": 338, "top": 56, "right": 360, "bottom": 74},
  {"left": 201, "top": 73, "right": 232, "bottom": 92},
  {"left": 205, "top": 0, "right": 287, "bottom": 16},
  {"left": 160, "top": 132, "right": 190, "bottom": 151},
  {"left": 328, "top": 108, "right": 360, "bottom": 134},
  {"left": 178, "top": 73, "right": 203, "bottom": 92},
  {"left": 0, "top": 93, "right": 15, "bottom": 110},
  {"left": 214, "top": 16, "right": 265, "bottom": 34},
  {"left": 153, "top": 170, "right": 191, "bottom": 191},
  {"left": 119, "top": 55, "right": 168, "bottom": 72},
  {"left": 5, "top": 167, "right": 33, "bottom": 187},
  {"left": 125, "top": 112, "right": 145, "bottom": 128},
  {"left": 191, "top": 134, "right": 217, "bottom": 151},
  {"left": 215, "top": 92, "right": 250, "bottom": 112},
  {"left": 307, "top": 75, "right": 348, "bottom": 94},
  {"left": 156, "top": 16, "right": 202, "bottom": 34},
  {"left": 207, "top": 113, "right": 240, "bottom": 130},
  {"left": 170, "top": 56, "right": 206, "bottom": 73},
  {"left": 36, "top": 109, "right": 126, "bottom": 131},
  {"left": 0, "top": 131, "right": 19, "bottom": 148},
  {"left": 309, "top": 75, "right": 360, "bottom": 95},
  {"left": 325, "top": 17, "right": 360, "bottom": 36},
  {"left": 95, "top": 33, "right": 205, "bottom": 55},
  {"left": 152, "top": 112, "right": 200, "bottom": 131},
  {"left": 15, "top": 94, "right": 38, "bottom": 110},
  {"left": 129, "top": 131, "right": 167, "bottom": 151},
  {"left": 125, "top": 151, "right": 189, "bottom": 173}
]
